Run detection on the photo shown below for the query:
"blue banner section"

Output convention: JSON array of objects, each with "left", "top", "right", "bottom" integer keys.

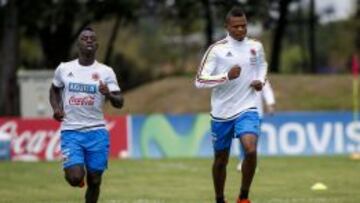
[
  {"left": 258, "top": 112, "right": 360, "bottom": 156},
  {"left": 130, "top": 112, "right": 360, "bottom": 158},
  {"left": 130, "top": 114, "right": 212, "bottom": 158}
]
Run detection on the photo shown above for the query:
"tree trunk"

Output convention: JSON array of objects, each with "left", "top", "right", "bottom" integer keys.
[
  {"left": 269, "top": 0, "right": 291, "bottom": 73},
  {"left": 39, "top": 22, "right": 74, "bottom": 69},
  {"left": 104, "top": 16, "right": 121, "bottom": 65},
  {"left": 355, "top": 0, "right": 360, "bottom": 51},
  {"left": 308, "top": 0, "right": 317, "bottom": 73},
  {"left": 0, "top": 0, "right": 19, "bottom": 116},
  {"left": 201, "top": 0, "right": 214, "bottom": 48}
]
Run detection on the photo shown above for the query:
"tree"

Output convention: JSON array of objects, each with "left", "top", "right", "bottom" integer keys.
[
  {"left": 308, "top": 0, "right": 317, "bottom": 73},
  {"left": 0, "top": 0, "right": 19, "bottom": 115},
  {"left": 269, "top": 0, "right": 292, "bottom": 73},
  {"left": 19, "top": 0, "right": 139, "bottom": 69},
  {"left": 356, "top": 0, "right": 360, "bottom": 51},
  {"left": 0, "top": 0, "right": 139, "bottom": 115},
  {"left": 201, "top": 0, "right": 214, "bottom": 48}
]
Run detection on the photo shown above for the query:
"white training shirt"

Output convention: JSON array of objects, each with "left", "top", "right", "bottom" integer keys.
[
  {"left": 195, "top": 35, "right": 268, "bottom": 120},
  {"left": 52, "top": 59, "right": 120, "bottom": 131}
]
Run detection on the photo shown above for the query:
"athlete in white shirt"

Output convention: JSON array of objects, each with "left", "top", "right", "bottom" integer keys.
[
  {"left": 195, "top": 7, "right": 267, "bottom": 203},
  {"left": 49, "top": 27, "right": 123, "bottom": 203}
]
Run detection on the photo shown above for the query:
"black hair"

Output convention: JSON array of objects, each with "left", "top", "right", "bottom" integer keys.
[
  {"left": 225, "top": 6, "right": 245, "bottom": 22},
  {"left": 78, "top": 26, "right": 96, "bottom": 41},
  {"left": 82, "top": 26, "right": 94, "bottom": 32}
]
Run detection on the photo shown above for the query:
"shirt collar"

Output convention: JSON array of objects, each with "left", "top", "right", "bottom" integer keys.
[
  {"left": 226, "top": 33, "right": 247, "bottom": 46},
  {"left": 77, "top": 59, "right": 97, "bottom": 68}
]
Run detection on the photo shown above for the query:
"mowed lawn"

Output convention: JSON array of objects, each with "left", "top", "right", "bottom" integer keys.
[{"left": 0, "top": 156, "right": 359, "bottom": 203}]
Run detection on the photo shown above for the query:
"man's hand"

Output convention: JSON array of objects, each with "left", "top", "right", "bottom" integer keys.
[
  {"left": 99, "top": 80, "right": 110, "bottom": 96},
  {"left": 250, "top": 80, "right": 263, "bottom": 91},
  {"left": 266, "top": 104, "right": 275, "bottom": 116},
  {"left": 228, "top": 65, "right": 241, "bottom": 80},
  {"left": 53, "top": 108, "right": 64, "bottom": 122}
]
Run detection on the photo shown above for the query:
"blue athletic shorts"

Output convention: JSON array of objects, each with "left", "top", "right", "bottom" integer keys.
[
  {"left": 211, "top": 111, "right": 260, "bottom": 152},
  {"left": 60, "top": 128, "right": 110, "bottom": 172}
]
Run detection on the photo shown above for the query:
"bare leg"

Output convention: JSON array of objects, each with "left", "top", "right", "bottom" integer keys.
[
  {"left": 64, "top": 164, "right": 85, "bottom": 187},
  {"left": 239, "top": 134, "right": 258, "bottom": 199},
  {"left": 85, "top": 171, "right": 103, "bottom": 203},
  {"left": 213, "top": 149, "right": 230, "bottom": 202}
]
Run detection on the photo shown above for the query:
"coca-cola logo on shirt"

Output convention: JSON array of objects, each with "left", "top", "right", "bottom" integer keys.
[{"left": 69, "top": 96, "right": 95, "bottom": 106}]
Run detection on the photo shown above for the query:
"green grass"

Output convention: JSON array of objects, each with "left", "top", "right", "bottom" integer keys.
[
  {"left": 1, "top": 156, "right": 360, "bottom": 203},
  {"left": 109, "top": 75, "right": 355, "bottom": 115}
]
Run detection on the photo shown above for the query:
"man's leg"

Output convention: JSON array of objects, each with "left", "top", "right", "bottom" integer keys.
[
  {"left": 84, "top": 129, "right": 109, "bottom": 203},
  {"left": 64, "top": 164, "right": 85, "bottom": 187},
  {"left": 239, "top": 134, "right": 258, "bottom": 200},
  {"left": 213, "top": 149, "right": 230, "bottom": 203},
  {"left": 237, "top": 145, "right": 244, "bottom": 171},
  {"left": 85, "top": 171, "right": 103, "bottom": 203},
  {"left": 211, "top": 119, "right": 233, "bottom": 203},
  {"left": 61, "top": 130, "right": 86, "bottom": 187}
]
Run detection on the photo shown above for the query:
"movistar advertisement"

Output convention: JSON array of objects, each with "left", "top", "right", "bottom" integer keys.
[
  {"left": 258, "top": 112, "right": 360, "bottom": 156},
  {"left": 130, "top": 112, "right": 360, "bottom": 158},
  {"left": 130, "top": 114, "right": 212, "bottom": 159}
]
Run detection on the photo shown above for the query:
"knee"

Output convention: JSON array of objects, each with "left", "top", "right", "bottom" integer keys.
[
  {"left": 244, "top": 147, "right": 257, "bottom": 158},
  {"left": 65, "top": 174, "right": 84, "bottom": 187},
  {"left": 87, "top": 174, "right": 102, "bottom": 187},
  {"left": 214, "top": 157, "right": 228, "bottom": 169}
]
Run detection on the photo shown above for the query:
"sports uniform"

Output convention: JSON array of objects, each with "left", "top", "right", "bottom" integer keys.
[
  {"left": 52, "top": 59, "right": 120, "bottom": 171},
  {"left": 195, "top": 34, "right": 268, "bottom": 151}
]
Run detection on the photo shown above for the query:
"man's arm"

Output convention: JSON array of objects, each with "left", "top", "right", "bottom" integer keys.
[
  {"left": 106, "top": 92, "right": 124, "bottom": 108},
  {"left": 251, "top": 43, "right": 268, "bottom": 91},
  {"left": 49, "top": 84, "right": 64, "bottom": 121},
  {"left": 256, "top": 43, "right": 268, "bottom": 83},
  {"left": 262, "top": 82, "right": 275, "bottom": 114},
  {"left": 99, "top": 80, "right": 124, "bottom": 108},
  {"left": 195, "top": 47, "right": 240, "bottom": 88}
]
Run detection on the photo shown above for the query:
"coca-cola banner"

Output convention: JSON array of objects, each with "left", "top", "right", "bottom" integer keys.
[{"left": 0, "top": 116, "right": 129, "bottom": 161}]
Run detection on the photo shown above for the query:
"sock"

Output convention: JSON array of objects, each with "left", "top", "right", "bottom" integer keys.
[
  {"left": 239, "top": 189, "right": 249, "bottom": 199},
  {"left": 216, "top": 196, "right": 225, "bottom": 203}
]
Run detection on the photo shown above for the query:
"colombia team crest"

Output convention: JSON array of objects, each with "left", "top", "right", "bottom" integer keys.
[
  {"left": 92, "top": 72, "right": 100, "bottom": 81},
  {"left": 250, "top": 48, "right": 257, "bottom": 66},
  {"left": 250, "top": 48, "right": 256, "bottom": 56}
]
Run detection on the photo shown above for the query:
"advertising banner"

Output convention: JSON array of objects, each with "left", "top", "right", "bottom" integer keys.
[
  {"left": 259, "top": 112, "right": 360, "bottom": 156},
  {"left": 1, "top": 112, "right": 360, "bottom": 160},
  {"left": 130, "top": 112, "right": 360, "bottom": 158},
  {"left": 0, "top": 116, "right": 128, "bottom": 161},
  {"left": 130, "top": 114, "right": 211, "bottom": 158}
]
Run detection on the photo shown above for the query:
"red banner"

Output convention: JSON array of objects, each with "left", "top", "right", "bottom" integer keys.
[
  {"left": 0, "top": 116, "right": 128, "bottom": 161},
  {"left": 352, "top": 54, "right": 359, "bottom": 78}
]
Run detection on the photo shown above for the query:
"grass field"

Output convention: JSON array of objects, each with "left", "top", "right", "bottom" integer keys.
[
  {"left": 108, "top": 75, "right": 354, "bottom": 115},
  {"left": 1, "top": 156, "right": 360, "bottom": 203}
]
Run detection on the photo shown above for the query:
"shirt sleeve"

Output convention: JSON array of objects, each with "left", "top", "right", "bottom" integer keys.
[
  {"left": 105, "top": 68, "right": 121, "bottom": 92},
  {"left": 262, "top": 81, "right": 275, "bottom": 105},
  {"left": 195, "top": 46, "right": 228, "bottom": 88},
  {"left": 52, "top": 63, "right": 64, "bottom": 87},
  {"left": 256, "top": 43, "right": 268, "bottom": 83}
]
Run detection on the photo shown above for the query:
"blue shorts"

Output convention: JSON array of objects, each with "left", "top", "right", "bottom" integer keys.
[
  {"left": 211, "top": 111, "right": 260, "bottom": 152},
  {"left": 60, "top": 129, "right": 110, "bottom": 172}
]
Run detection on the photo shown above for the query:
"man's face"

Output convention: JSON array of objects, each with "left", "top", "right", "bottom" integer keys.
[
  {"left": 225, "top": 16, "right": 247, "bottom": 41},
  {"left": 78, "top": 30, "right": 98, "bottom": 54}
]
